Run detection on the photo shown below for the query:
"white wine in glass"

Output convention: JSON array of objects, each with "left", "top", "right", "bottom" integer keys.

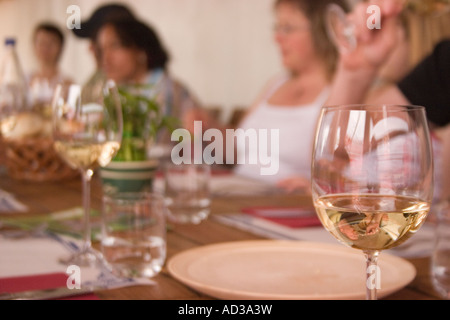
[
  {"left": 52, "top": 81, "right": 122, "bottom": 267},
  {"left": 311, "top": 105, "right": 433, "bottom": 300}
]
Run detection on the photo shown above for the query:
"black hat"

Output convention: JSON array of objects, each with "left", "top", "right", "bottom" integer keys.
[{"left": 72, "top": 3, "right": 135, "bottom": 39}]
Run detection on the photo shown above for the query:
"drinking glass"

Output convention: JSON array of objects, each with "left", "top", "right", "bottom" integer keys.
[
  {"left": 102, "top": 192, "right": 167, "bottom": 278},
  {"left": 311, "top": 105, "right": 433, "bottom": 300},
  {"left": 52, "top": 81, "right": 123, "bottom": 266},
  {"left": 326, "top": 0, "right": 450, "bottom": 53},
  {"left": 164, "top": 163, "right": 211, "bottom": 224}
]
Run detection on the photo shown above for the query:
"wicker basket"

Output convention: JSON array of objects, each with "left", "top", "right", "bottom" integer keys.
[{"left": 1, "top": 137, "right": 79, "bottom": 181}]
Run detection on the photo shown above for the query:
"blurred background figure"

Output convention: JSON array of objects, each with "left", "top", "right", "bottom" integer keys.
[
  {"left": 367, "top": 6, "right": 450, "bottom": 201},
  {"left": 233, "top": 0, "right": 349, "bottom": 193},
  {"left": 326, "top": 0, "right": 450, "bottom": 200},
  {"left": 369, "top": 4, "right": 450, "bottom": 101},
  {"left": 185, "top": 0, "right": 349, "bottom": 193},
  {"left": 71, "top": 3, "right": 203, "bottom": 146},
  {"left": 28, "top": 22, "right": 72, "bottom": 112},
  {"left": 95, "top": 18, "right": 202, "bottom": 142},
  {"left": 71, "top": 3, "right": 136, "bottom": 100}
]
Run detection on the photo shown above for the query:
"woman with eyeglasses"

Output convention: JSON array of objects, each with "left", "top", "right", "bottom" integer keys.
[{"left": 232, "top": 0, "right": 349, "bottom": 193}]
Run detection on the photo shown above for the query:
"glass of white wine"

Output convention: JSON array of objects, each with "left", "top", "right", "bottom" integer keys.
[
  {"left": 52, "top": 81, "right": 123, "bottom": 267},
  {"left": 326, "top": 0, "right": 450, "bottom": 53},
  {"left": 311, "top": 105, "right": 433, "bottom": 300}
]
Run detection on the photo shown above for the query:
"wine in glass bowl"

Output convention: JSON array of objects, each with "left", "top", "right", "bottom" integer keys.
[
  {"left": 52, "top": 81, "right": 122, "bottom": 267},
  {"left": 53, "top": 139, "right": 120, "bottom": 169},
  {"left": 311, "top": 105, "right": 433, "bottom": 299},
  {"left": 314, "top": 194, "right": 429, "bottom": 251}
]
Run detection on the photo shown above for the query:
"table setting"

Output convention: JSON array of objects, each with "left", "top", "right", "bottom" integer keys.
[
  {"left": 0, "top": 205, "right": 157, "bottom": 300},
  {"left": 0, "top": 166, "right": 446, "bottom": 300},
  {"left": 0, "top": 88, "right": 447, "bottom": 301}
]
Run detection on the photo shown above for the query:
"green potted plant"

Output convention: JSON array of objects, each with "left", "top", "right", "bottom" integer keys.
[{"left": 100, "top": 84, "right": 178, "bottom": 193}]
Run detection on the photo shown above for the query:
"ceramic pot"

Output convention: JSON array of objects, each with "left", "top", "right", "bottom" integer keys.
[{"left": 100, "top": 159, "right": 159, "bottom": 194}]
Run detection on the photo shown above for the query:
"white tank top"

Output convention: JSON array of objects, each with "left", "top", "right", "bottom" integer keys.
[{"left": 234, "top": 76, "right": 329, "bottom": 184}]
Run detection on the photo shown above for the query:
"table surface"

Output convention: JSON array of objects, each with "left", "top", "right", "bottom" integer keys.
[{"left": 0, "top": 171, "right": 444, "bottom": 300}]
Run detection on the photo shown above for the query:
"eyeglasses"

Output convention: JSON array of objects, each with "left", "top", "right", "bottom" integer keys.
[{"left": 273, "top": 24, "right": 310, "bottom": 35}]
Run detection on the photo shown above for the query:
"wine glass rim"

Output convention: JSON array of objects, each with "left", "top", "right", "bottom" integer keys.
[{"left": 322, "top": 104, "right": 425, "bottom": 112}]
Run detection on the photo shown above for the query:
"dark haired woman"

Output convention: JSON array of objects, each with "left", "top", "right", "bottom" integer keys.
[{"left": 96, "top": 19, "right": 201, "bottom": 133}]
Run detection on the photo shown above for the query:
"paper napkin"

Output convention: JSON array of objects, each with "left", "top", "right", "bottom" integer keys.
[{"left": 0, "top": 189, "right": 27, "bottom": 213}]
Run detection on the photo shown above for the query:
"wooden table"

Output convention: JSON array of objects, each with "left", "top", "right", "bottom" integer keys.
[{"left": 0, "top": 171, "right": 443, "bottom": 300}]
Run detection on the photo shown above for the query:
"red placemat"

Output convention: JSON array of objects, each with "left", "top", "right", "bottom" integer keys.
[
  {"left": 0, "top": 272, "right": 99, "bottom": 300},
  {"left": 242, "top": 206, "right": 321, "bottom": 229}
]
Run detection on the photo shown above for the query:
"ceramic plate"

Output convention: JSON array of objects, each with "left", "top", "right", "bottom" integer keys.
[{"left": 167, "top": 240, "right": 416, "bottom": 300}]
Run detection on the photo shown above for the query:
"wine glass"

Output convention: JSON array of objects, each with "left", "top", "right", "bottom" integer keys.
[
  {"left": 325, "top": 3, "right": 356, "bottom": 53},
  {"left": 311, "top": 105, "right": 433, "bottom": 300},
  {"left": 326, "top": 0, "right": 450, "bottom": 53},
  {"left": 52, "top": 81, "right": 123, "bottom": 267}
]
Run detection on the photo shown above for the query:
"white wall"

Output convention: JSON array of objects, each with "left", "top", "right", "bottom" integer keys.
[{"left": 0, "top": 0, "right": 282, "bottom": 121}]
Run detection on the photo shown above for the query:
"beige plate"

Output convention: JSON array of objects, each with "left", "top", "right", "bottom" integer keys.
[{"left": 167, "top": 240, "right": 416, "bottom": 300}]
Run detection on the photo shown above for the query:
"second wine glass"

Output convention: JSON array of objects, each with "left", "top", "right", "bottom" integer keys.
[{"left": 52, "top": 81, "right": 123, "bottom": 267}]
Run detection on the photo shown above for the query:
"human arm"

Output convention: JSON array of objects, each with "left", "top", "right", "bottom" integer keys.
[
  {"left": 396, "top": 40, "right": 450, "bottom": 127},
  {"left": 325, "top": 0, "right": 405, "bottom": 105},
  {"left": 333, "top": 39, "right": 450, "bottom": 127}
]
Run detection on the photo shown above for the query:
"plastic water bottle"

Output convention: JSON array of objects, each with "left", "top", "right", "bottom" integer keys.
[{"left": 0, "top": 37, "right": 28, "bottom": 118}]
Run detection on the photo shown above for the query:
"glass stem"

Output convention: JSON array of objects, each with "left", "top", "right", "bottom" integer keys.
[
  {"left": 81, "top": 168, "right": 94, "bottom": 251},
  {"left": 364, "top": 250, "right": 380, "bottom": 300}
]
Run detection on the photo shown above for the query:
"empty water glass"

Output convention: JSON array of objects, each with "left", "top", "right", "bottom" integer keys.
[
  {"left": 164, "top": 163, "right": 211, "bottom": 224},
  {"left": 101, "top": 192, "right": 167, "bottom": 278}
]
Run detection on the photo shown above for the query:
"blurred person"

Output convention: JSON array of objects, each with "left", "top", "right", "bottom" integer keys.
[
  {"left": 232, "top": 0, "right": 349, "bottom": 193},
  {"left": 28, "top": 22, "right": 72, "bottom": 110},
  {"left": 326, "top": 0, "right": 450, "bottom": 200},
  {"left": 71, "top": 3, "right": 136, "bottom": 99},
  {"left": 96, "top": 18, "right": 202, "bottom": 142},
  {"left": 373, "top": 6, "right": 450, "bottom": 202},
  {"left": 186, "top": 0, "right": 349, "bottom": 193},
  {"left": 371, "top": 5, "right": 450, "bottom": 98},
  {"left": 234, "top": 0, "right": 448, "bottom": 194},
  {"left": 327, "top": 0, "right": 450, "bottom": 126}
]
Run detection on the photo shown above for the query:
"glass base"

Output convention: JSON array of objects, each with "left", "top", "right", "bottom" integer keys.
[{"left": 60, "top": 247, "right": 108, "bottom": 269}]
